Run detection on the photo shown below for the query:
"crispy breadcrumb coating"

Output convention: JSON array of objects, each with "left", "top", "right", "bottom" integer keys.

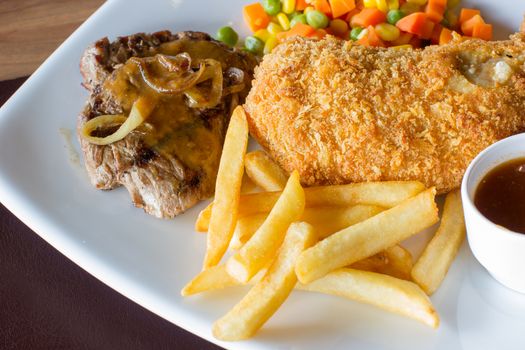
[{"left": 244, "top": 33, "right": 525, "bottom": 193}]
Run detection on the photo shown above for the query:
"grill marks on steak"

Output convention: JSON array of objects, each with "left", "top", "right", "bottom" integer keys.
[{"left": 78, "top": 31, "right": 256, "bottom": 218}]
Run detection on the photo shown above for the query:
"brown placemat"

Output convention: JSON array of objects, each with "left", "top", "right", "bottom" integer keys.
[{"left": 0, "top": 78, "right": 222, "bottom": 350}]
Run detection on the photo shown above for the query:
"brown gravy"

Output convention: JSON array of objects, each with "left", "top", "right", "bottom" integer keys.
[{"left": 474, "top": 157, "right": 525, "bottom": 233}]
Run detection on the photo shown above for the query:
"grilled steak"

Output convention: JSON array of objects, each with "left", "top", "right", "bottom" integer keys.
[{"left": 78, "top": 31, "right": 257, "bottom": 218}]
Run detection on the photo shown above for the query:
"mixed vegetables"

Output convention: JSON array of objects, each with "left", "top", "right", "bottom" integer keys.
[{"left": 216, "top": 0, "right": 493, "bottom": 55}]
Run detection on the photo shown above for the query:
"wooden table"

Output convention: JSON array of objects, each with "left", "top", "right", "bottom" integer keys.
[{"left": 0, "top": 1, "right": 220, "bottom": 349}]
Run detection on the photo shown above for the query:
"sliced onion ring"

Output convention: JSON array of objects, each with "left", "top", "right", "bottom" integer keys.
[
  {"left": 184, "top": 59, "right": 223, "bottom": 108},
  {"left": 81, "top": 97, "right": 155, "bottom": 145},
  {"left": 131, "top": 54, "right": 206, "bottom": 95}
]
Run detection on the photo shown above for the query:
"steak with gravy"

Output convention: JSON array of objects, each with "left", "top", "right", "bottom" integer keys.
[{"left": 78, "top": 31, "right": 256, "bottom": 218}]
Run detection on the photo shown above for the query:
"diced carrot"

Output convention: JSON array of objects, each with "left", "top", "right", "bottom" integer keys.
[
  {"left": 314, "top": 0, "right": 333, "bottom": 16},
  {"left": 243, "top": 3, "right": 270, "bottom": 32},
  {"left": 425, "top": 0, "right": 447, "bottom": 23},
  {"left": 357, "top": 26, "right": 386, "bottom": 47},
  {"left": 391, "top": 32, "right": 413, "bottom": 46},
  {"left": 296, "top": 0, "right": 309, "bottom": 11},
  {"left": 396, "top": 12, "right": 430, "bottom": 38},
  {"left": 439, "top": 27, "right": 453, "bottom": 45},
  {"left": 431, "top": 23, "right": 443, "bottom": 44},
  {"left": 350, "top": 8, "right": 387, "bottom": 28},
  {"left": 345, "top": 7, "right": 360, "bottom": 22},
  {"left": 458, "top": 8, "right": 480, "bottom": 25},
  {"left": 310, "top": 28, "right": 329, "bottom": 39},
  {"left": 473, "top": 22, "right": 492, "bottom": 40},
  {"left": 461, "top": 14, "right": 484, "bottom": 36},
  {"left": 421, "top": 19, "right": 435, "bottom": 39},
  {"left": 283, "top": 22, "right": 316, "bottom": 39},
  {"left": 329, "top": 0, "right": 356, "bottom": 18}
]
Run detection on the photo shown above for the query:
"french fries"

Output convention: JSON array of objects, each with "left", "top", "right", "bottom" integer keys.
[
  {"left": 298, "top": 268, "right": 439, "bottom": 328},
  {"left": 230, "top": 205, "right": 384, "bottom": 250},
  {"left": 185, "top": 106, "right": 461, "bottom": 340},
  {"left": 213, "top": 222, "right": 317, "bottom": 341},
  {"left": 245, "top": 150, "right": 288, "bottom": 191},
  {"left": 295, "top": 188, "right": 439, "bottom": 284},
  {"left": 412, "top": 190, "right": 466, "bottom": 295},
  {"left": 203, "top": 106, "right": 249, "bottom": 268},
  {"left": 226, "top": 171, "right": 305, "bottom": 283},
  {"left": 351, "top": 245, "right": 413, "bottom": 280},
  {"left": 195, "top": 181, "right": 424, "bottom": 232}
]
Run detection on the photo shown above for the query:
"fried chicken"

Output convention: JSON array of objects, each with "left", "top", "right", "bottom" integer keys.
[{"left": 244, "top": 33, "right": 525, "bottom": 193}]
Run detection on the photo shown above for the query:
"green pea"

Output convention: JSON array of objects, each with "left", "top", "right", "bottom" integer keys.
[
  {"left": 350, "top": 27, "right": 364, "bottom": 41},
  {"left": 216, "top": 26, "right": 239, "bottom": 47},
  {"left": 290, "top": 14, "right": 307, "bottom": 28},
  {"left": 244, "top": 36, "right": 265, "bottom": 54},
  {"left": 262, "top": 0, "right": 281, "bottom": 16},
  {"left": 387, "top": 10, "right": 405, "bottom": 25},
  {"left": 306, "top": 10, "right": 329, "bottom": 29}
]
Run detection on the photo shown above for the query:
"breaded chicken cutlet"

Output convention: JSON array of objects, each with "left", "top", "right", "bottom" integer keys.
[{"left": 244, "top": 32, "right": 525, "bottom": 193}]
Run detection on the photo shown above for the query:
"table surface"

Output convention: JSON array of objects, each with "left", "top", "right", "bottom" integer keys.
[{"left": 0, "top": 1, "right": 220, "bottom": 349}]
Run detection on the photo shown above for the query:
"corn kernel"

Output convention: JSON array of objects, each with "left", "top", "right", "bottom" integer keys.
[
  {"left": 282, "top": 0, "right": 296, "bottom": 14},
  {"left": 304, "top": 6, "right": 315, "bottom": 14},
  {"left": 363, "top": 0, "right": 376, "bottom": 8},
  {"left": 277, "top": 12, "right": 291, "bottom": 30},
  {"left": 267, "top": 22, "right": 284, "bottom": 35},
  {"left": 375, "top": 23, "right": 400, "bottom": 41},
  {"left": 387, "top": 0, "right": 399, "bottom": 10},
  {"left": 391, "top": 44, "right": 412, "bottom": 49},
  {"left": 376, "top": 0, "right": 388, "bottom": 12},
  {"left": 264, "top": 35, "right": 279, "bottom": 54},
  {"left": 407, "top": 0, "right": 427, "bottom": 5},
  {"left": 254, "top": 29, "right": 271, "bottom": 42},
  {"left": 329, "top": 19, "right": 349, "bottom": 36}
]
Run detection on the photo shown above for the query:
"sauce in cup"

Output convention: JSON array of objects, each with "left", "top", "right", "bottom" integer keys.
[{"left": 474, "top": 157, "right": 525, "bottom": 234}]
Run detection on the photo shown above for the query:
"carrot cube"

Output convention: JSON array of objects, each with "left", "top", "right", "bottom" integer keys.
[
  {"left": 329, "top": 0, "right": 356, "bottom": 18},
  {"left": 243, "top": 3, "right": 270, "bottom": 32}
]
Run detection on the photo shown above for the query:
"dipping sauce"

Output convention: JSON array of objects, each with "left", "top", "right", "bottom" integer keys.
[{"left": 474, "top": 157, "right": 525, "bottom": 234}]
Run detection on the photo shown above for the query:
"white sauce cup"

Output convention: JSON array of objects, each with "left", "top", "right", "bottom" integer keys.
[{"left": 461, "top": 133, "right": 525, "bottom": 293}]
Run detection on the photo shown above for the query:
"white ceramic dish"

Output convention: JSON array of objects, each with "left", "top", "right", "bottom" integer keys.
[
  {"left": 462, "top": 134, "right": 525, "bottom": 294},
  {"left": 1, "top": 0, "right": 525, "bottom": 349}
]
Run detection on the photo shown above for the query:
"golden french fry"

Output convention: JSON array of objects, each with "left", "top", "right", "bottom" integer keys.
[
  {"left": 298, "top": 268, "right": 439, "bottom": 328},
  {"left": 195, "top": 204, "right": 212, "bottom": 232},
  {"left": 244, "top": 150, "right": 288, "bottom": 191},
  {"left": 230, "top": 213, "right": 267, "bottom": 250},
  {"left": 304, "top": 181, "right": 425, "bottom": 207},
  {"left": 181, "top": 265, "right": 240, "bottom": 296},
  {"left": 181, "top": 264, "right": 268, "bottom": 296},
  {"left": 412, "top": 190, "right": 466, "bottom": 295},
  {"left": 231, "top": 205, "right": 385, "bottom": 249},
  {"left": 203, "top": 106, "right": 249, "bottom": 268},
  {"left": 304, "top": 205, "right": 385, "bottom": 238},
  {"left": 295, "top": 188, "right": 438, "bottom": 284},
  {"left": 351, "top": 245, "right": 413, "bottom": 280},
  {"left": 213, "top": 222, "right": 317, "bottom": 341},
  {"left": 241, "top": 174, "right": 260, "bottom": 194},
  {"left": 226, "top": 171, "right": 305, "bottom": 283},
  {"left": 195, "top": 181, "right": 422, "bottom": 232},
  {"left": 384, "top": 244, "right": 414, "bottom": 280}
]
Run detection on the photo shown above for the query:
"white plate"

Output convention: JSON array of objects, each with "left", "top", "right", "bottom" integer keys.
[{"left": 1, "top": 0, "right": 525, "bottom": 349}]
